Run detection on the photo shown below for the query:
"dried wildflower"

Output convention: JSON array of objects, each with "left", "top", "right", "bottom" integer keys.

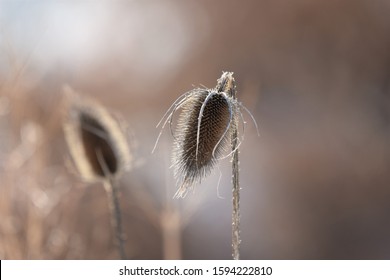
[
  {"left": 154, "top": 72, "right": 246, "bottom": 197},
  {"left": 172, "top": 75, "right": 240, "bottom": 198},
  {"left": 62, "top": 85, "right": 131, "bottom": 182},
  {"left": 62, "top": 85, "right": 130, "bottom": 259},
  {"left": 155, "top": 72, "right": 258, "bottom": 259}
]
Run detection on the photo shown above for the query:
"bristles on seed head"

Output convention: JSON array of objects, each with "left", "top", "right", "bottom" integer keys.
[
  {"left": 172, "top": 82, "right": 239, "bottom": 198},
  {"left": 62, "top": 85, "right": 131, "bottom": 182}
]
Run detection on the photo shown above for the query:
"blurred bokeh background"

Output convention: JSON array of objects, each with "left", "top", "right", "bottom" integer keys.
[{"left": 1, "top": 0, "right": 390, "bottom": 259}]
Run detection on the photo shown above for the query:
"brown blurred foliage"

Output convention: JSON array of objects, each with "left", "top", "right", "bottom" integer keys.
[{"left": 1, "top": 0, "right": 390, "bottom": 259}]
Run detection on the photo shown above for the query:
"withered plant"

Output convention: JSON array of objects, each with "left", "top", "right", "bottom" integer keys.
[
  {"left": 62, "top": 86, "right": 131, "bottom": 259},
  {"left": 155, "top": 72, "right": 257, "bottom": 260}
]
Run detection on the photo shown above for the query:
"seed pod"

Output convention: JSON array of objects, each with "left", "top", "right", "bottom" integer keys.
[
  {"left": 172, "top": 72, "right": 239, "bottom": 197},
  {"left": 62, "top": 86, "right": 131, "bottom": 182}
]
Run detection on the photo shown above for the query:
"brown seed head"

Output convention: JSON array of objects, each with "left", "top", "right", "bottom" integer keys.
[
  {"left": 62, "top": 86, "right": 131, "bottom": 182},
  {"left": 172, "top": 72, "right": 239, "bottom": 197}
]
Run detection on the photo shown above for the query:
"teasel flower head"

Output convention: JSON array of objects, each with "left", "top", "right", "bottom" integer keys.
[
  {"left": 154, "top": 72, "right": 243, "bottom": 198},
  {"left": 62, "top": 85, "right": 131, "bottom": 183}
]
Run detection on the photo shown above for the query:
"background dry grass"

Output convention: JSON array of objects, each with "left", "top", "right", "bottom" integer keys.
[{"left": 1, "top": 0, "right": 390, "bottom": 259}]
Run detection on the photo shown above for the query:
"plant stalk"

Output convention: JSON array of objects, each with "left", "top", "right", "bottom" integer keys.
[
  {"left": 231, "top": 122, "right": 240, "bottom": 260},
  {"left": 104, "top": 178, "right": 127, "bottom": 260},
  {"left": 216, "top": 72, "right": 241, "bottom": 260},
  {"left": 221, "top": 72, "right": 240, "bottom": 260}
]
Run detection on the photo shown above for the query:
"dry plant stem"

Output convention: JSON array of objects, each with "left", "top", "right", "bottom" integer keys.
[
  {"left": 227, "top": 80, "right": 240, "bottom": 260},
  {"left": 231, "top": 127, "right": 240, "bottom": 260},
  {"left": 104, "top": 178, "right": 127, "bottom": 260},
  {"left": 216, "top": 72, "right": 241, "bottom": 260}
]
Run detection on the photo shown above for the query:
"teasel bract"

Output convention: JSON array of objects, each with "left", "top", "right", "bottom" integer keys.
[{"left": 62, "top": 85, "right": 131, "bottom": 259}]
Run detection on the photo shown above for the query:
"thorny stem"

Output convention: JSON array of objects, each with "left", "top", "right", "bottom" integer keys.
[
  {"left": 104, "top": 178, "right": 127, "bottom": 260},
  {"left": 217, "top": 72, "right": 240, "bottom": 260}
]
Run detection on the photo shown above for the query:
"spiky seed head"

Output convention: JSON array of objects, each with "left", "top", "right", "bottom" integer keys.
[
  {"left": 62, "top": 86, "right": 131, "bottom": 182},
  {"left": 172, "top": 72, "right": 239, "bottom": 197}
]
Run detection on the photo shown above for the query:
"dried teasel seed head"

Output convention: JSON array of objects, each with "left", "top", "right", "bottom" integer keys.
[
  {"left": 62, "top": 85, "right": 131, "bottom": 182},
  {"left": 172, "top": 72, "right": 239, "bottom": 197}
]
